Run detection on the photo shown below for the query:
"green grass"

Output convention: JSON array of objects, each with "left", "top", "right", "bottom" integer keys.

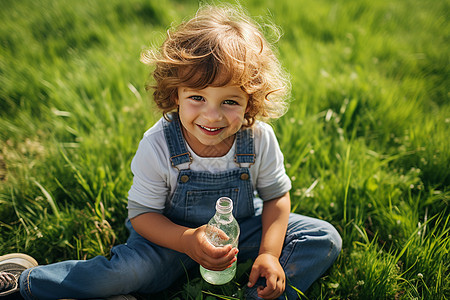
[{"left": 1, "top": 0, "right": 449, "bottom": 298}]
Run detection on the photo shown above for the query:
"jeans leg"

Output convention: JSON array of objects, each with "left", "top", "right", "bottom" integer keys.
[
  {"left": 281, "top": 213, "right": 342, "bottom": 298},
  {"left": 19, "top": 220, "right": 196, "bottom": 300},
  {"left": 238, "top": 213, "right": 342, "bottom": 300}
]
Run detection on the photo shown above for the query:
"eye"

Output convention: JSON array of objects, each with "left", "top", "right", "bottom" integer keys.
[
  {"left": 223, "top": 99, "right": 239, "bottom": 105},
  {"left": 189, "top": 95, "right": 204, "bottom": 101}
]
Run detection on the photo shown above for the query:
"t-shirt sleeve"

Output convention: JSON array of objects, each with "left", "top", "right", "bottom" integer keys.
[
  {"left": 255, "top": 123, "right": 291, "bottom": 201},
  {"left": 127, "top": 134, "right": 169, "bottom": 219}
]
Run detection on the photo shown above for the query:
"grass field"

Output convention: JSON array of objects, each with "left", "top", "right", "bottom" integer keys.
[{"left": 0, "top": 0, "right": 449, "bottom": 299}]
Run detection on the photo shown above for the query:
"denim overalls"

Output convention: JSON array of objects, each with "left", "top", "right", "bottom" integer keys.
[
  {"left": 19, "top": 115, "right": 342, "bottom": 300},
  {"left": 162, "top": 113, "right": 257, "bottom": 228}
]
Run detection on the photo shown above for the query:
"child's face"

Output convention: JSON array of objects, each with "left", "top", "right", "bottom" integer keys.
[{"left": 176, "top": 85, "right": 249, "bottom": 156}]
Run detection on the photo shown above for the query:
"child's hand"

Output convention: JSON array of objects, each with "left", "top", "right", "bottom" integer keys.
[
  {"left": 181, "top": 225, "right": 238, "bottom": 271},
  {"left": 247, "top": 253, "right": 286, "bottom": 300}
]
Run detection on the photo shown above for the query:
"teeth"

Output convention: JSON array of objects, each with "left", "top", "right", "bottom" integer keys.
[{"left": 199, "top": 125, "right": 221, "bottom": 132}]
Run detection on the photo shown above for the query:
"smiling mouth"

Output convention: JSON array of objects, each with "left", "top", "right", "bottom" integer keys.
[{"left": 198, "top": 124, "right": 224, "bottom": 132}]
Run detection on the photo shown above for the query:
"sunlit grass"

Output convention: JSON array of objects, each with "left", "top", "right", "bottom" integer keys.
[{"left": 1, "top": 0, "right": 448, "bottom": 299}]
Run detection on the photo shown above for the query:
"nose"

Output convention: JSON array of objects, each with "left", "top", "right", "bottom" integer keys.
[{"left": 203, "top": 104, "right": 222, "bottom": 122}]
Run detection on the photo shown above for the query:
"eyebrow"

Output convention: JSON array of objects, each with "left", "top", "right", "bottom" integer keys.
[
  {"left": 224, "top": 94, "right": 247, "bottom": 100},
  {"left": 181, "top": 88, "right": 248, "bottom": 101}
]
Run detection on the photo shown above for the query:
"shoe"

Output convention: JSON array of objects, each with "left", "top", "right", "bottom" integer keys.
[{"left": 0, "top": 254, "right": 38, "bottom": 296}]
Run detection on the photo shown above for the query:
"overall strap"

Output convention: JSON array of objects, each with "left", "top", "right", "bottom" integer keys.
[
  {"left": 235, "top": 127, "right": 255, "bottom": 165},
  {"left": 162, "top": 113, "right": 192, "bottom": 168}
]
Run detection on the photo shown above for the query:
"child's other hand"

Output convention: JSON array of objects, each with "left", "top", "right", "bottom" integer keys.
[
  {"left": 181, "top": 225, "right": 238, "bottom": 271},
  {"left": 247, "top": 253, "right": 286, "bottom": 300}
]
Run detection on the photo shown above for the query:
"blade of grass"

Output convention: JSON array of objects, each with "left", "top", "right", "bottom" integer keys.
[{"left": 34, "top": 180, "right": 61, "bottom": 220}]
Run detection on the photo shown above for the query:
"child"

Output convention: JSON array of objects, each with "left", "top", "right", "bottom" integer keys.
[{"left": 0, "top": 4, "right": 341, "bottom": 300}]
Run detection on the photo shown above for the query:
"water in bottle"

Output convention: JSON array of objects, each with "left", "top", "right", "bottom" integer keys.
[{"left": 200, "top": 197, "right": 240, "bottom": 285}]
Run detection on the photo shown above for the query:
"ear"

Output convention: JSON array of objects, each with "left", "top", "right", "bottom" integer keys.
[
  {"left": 244, "top": 100, "right": 252, "bottom": 114},
  {"left": 244, "top": 94, "right": 252, "bottom": 114},
  {"left": 171, "top": 92, "right": 179, "bottom": 105}
]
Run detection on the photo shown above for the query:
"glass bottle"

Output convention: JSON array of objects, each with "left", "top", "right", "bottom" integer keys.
[{"left": 200, "top": 197, "right": 240, "bottom": 285}]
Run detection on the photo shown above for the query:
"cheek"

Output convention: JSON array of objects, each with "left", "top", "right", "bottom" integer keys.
[
  {"left": 228, "top": 109, "right": 247, "bottom": 125},
  {"left": 178, "top": 102, "right": 195, "bottom": 116}
]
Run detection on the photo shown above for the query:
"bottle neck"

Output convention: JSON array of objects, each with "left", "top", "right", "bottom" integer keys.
[
  {"left": 214, "top": 197, "right": 234, "bottom": 224},
  {"left": 214, "top": 211, "right": 233, "bottom": 224}
]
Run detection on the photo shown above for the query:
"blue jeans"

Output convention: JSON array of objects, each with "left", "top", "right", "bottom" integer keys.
[
  {"left": 20, "top": 116, "right": 342, "bottom": 299},
  {"left": 19, "top": 214, "right": 341, "bottom": 300}
]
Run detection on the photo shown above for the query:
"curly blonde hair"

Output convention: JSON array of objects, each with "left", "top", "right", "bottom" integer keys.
[{"left": 141, "top": 4, "right": 290, "bottom": 126}]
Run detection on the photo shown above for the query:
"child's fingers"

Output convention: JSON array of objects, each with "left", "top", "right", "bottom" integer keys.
[
  {"left": 257, "top": 285, "right": 284, "bottom": 300},
  {"left": 206, "top": 225, "right": 230, "bottom": 243},
  {"left": 257, "top": 275, "right": 285, "bottom": 299},
  {"left": 257, "top": 275, "right": 277, "bottom": 298},
  {"left": 196, "top": 225, "right": 237, "bottom": 270},
  {"left": 247, "top": 265, "right": 261, "bottom": 288},
  {"left": 201, "top": 248, "right": 238, "bottom": 271},
  {"left": 202, "top": 237, "right": 234, "bottom": 258}
]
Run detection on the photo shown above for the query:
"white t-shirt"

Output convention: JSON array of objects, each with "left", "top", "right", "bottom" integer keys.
[{"left": 127, "top": 118, "right": 291, "bottom": 219}]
